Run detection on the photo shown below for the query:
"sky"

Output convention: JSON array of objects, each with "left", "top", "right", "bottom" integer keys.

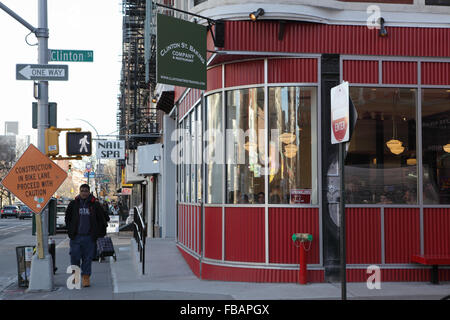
[{"left": 0, "top": 0, "right": 123, "bottom": 152}]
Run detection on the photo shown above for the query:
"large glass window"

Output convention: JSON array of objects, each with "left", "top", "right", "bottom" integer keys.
[
  {"left": 179, "top": 119, "right": 185, "bottom": 202},
  {"left": 345, "top": 87, "right": 417, "bottom": 204},
  {"left": 197, "top": 104, "right": 202, "bottom": 203},
  {"left": 191, "top": 109, "right": 196, "bottom": 203},
  {"left": 422, "top": 89, "right": 450, "bottom": 204},
  {"left": 184, "top": 117, "right": 190, "bottom": 203},
  {"left": 226, "top": 88, "right": 265, "bottom": 204},
  {"left": 268, "top": 87, "right": 318, "bottom": 204},
  {"left": 206, "top": 93, "right": 223, "bottom": 203}
]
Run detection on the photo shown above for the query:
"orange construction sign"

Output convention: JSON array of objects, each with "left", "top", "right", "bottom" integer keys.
[{"left": 1, "top": 144, "right": 67, "bottom": 214}]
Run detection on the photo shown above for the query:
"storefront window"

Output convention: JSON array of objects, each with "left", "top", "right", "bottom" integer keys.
[
  {"left": 226, "top": 88, "right": 265, "bottom": 204},
  {"left": 206, "top": 93, "right": 223, "bottom": 204},
  {"left": 191, "top": 109, "right": 197, "bottom": 203},
  {"left": 197, "top": 104, "right": 202, "bottom": 203},
  {"left": 422, "top": 89, "right": 450, "bottom": 204},
  {"left": 345, "top": 87, "right": 417, "bottom": 204},
  {"left": 179, "top": 119, "right": 185, "bottom": 202},
  {"left": 184, "top": 117, "right": 190, "bottom": 203},
  {"left": 268, "top": 87, "right": 317, "bottom": 204}
]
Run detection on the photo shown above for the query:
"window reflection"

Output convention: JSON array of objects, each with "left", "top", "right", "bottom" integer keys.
[
  {"left": 226, "top": 88, "right": 265, "bottom": 204},
  {"left": 185, "top": 117, "right": 190, "bottom": 202},
  {"left": 346, "top": 87, "right": 417, "bottom": 204},
  {"left": 422, "top": 89, "right": 450, "bottom": 204},
  {"left": 268, "top": 87, "right": 317, "bottom": 204},
  {"left": 197, "top": 104, "right": 202, "bottom": 203},
  {"left": 206, "top": 93, "right": 223, "bottom": 204}
]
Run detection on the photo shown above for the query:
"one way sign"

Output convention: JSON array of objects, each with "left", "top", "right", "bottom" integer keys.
[{"left": 16, "top": 64, "right": 69, "bottom": 81}]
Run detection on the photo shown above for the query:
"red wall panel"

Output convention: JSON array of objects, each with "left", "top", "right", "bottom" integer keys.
[
  {"left": 225, "top": 60, "right": 264, "bottom": 88},
  {"left": 346, "top": 208, "right": 381, "bottom": 264},
  {"left": 224, "top": 21, "right": 450, "bottom": 58},
  {"left": 424, "top": 208, "right": 450, "bottom": 255},
  {"left": 268, "top": 208, "right": 319, "bottom": 264},
  {"left": 384, "top": 208, "right": 420, "bottom": 263},
  {"left": 225, "top": 207, "right": 265, "bottom": 263},
  {"left": 422, "top": 62, "right": 450, "bottom": 85},
  {"left": 174, "top": 86, "right": 186, "bottom": 105},
  {"left": 177, "top": 245, "right": 200, "bottom": 278},
  {"left": 268, "top": 58, "right": 317, "bottom": 83},
  {"left": 382, "top": 61, "right": 417, "bottom": 84},
  {"left": 204, "top": 207, "right": 222, "bottom": 260},
  {"left": 207, "top": 66, "right": 222, "bottom": 92},
  {"left": 343, "top": 60, "right": 379, "bottom": 84}
]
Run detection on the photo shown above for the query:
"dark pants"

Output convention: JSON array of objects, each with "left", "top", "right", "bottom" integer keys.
[{"left": 70, "top": 235, "right": 95, "bottom": 276}]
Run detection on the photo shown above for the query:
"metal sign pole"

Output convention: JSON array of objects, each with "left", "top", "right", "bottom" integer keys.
[
  {"left": 29, "top": 0, "right": 53, "bottom": 291},
  {"left": 339, "top": 142, "right": 347, "bottom": 300}
]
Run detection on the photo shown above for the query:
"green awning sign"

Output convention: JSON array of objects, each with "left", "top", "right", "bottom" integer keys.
[{"left": 157, "top": 14, "right": 206, "bottom": 90}]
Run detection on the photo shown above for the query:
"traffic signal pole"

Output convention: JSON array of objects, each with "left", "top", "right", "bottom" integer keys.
[{"left": 0, "top": 0, "right": 53, "bottom": 291}]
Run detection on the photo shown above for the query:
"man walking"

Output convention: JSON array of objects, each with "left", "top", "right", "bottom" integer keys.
[{"left": 65, "top": 184, "right": 107, "bottom": 287}]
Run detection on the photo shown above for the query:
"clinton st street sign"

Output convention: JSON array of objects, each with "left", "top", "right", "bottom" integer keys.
[{"left": 49, "top": 49, "right": 94, "bottom": 62}]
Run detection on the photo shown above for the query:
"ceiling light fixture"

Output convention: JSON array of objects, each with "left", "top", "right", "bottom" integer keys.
[
  {"left": 444, "top": 143, "right": 450, "bottom": 153},
  {"left": 279, "top": 132, "right": 296, "bottom": 144}
]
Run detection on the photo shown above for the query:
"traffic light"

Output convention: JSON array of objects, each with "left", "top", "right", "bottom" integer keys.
[
  {"left": 68, "top": 163, "right": 72, "bottom": 172},
  {"left": 66, "top": 131, "right": 92, "bottom": 156},
  {"left": 45, "top": 126, "right": 60, "bottom": 156}
]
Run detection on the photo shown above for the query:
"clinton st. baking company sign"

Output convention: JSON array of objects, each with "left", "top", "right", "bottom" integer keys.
[{"left": 157, "top": 14, "right": 206, "bottom": 90}]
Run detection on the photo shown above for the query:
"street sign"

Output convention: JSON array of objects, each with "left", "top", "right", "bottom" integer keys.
[
  {"left": 49, "top": 49, "right": 93, "bottom": 62},
  {"left": 96, "top": 140, "right": 125, "bottom": 159},
  {"left": 16, "top": 64, "right": 68, "bottom": 81},
  {"left": 84, "top": 172, "right": 95, "bottom": 178},
  {"left": 331, "top": 82, "right": 350, "bottom": 144},
  {"left": 32, "top": 102, "right": 57, "bottom": 129},
  {"left": 0, "top": 144, "right": 67, "bottom": 214},
  {"left": 66, "top": 131, "right": 92, "bottom": 156},
  {"left": 157, "top": 14, "right": 207, "bottom": 90}
]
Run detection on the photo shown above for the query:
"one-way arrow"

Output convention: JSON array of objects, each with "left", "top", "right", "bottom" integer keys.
[
  {"left": 19, "top": 65, "right": 32, "bottom": 79},
  {"left": 16, "top": 64, "right": 69, "bottom": 81}
]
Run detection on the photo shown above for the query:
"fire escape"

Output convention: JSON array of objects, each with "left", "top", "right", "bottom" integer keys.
[{"left": 117, "top": 0, "right": 159, "bottom": 157}]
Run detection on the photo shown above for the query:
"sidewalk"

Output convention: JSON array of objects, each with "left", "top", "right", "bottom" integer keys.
[{"left": 1, "top": 232, "right": 449, "bottom": 300}]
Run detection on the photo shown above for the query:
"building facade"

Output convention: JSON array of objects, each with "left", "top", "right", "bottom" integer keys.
[{"left": 155, "top": 0, "right": 450, "bottom": 283}]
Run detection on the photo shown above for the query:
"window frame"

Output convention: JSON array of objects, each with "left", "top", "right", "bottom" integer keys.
[
  {"left": 340, "top": 55, "right": 450, "bottom": 208},
  {"left": 203, "top": 57, "right": 321, "bottom": 208}
]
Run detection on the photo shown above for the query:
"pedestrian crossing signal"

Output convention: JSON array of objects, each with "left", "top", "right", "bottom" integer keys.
[{"left": 66, "top": 131, "right": 92, "bottom": 156}]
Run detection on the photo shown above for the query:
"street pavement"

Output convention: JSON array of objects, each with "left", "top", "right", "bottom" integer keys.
[{"left": 0, "top": 229, "right": 449, "bottom": 301}]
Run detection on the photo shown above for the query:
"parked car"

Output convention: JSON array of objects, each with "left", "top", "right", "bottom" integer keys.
[
  {"left": 56, "top": 205, "right": 67, "bottom": 231},
  {"left": 1, "top": 205, "right": 20, "bottom": 218},
  {"left": 18, "top": 205, "right": 33, "bottom": 219}
]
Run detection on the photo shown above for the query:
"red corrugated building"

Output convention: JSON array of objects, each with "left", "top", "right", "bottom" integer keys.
[{"left": 161, "top": 0, "right": 450, "bottom": 283}]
